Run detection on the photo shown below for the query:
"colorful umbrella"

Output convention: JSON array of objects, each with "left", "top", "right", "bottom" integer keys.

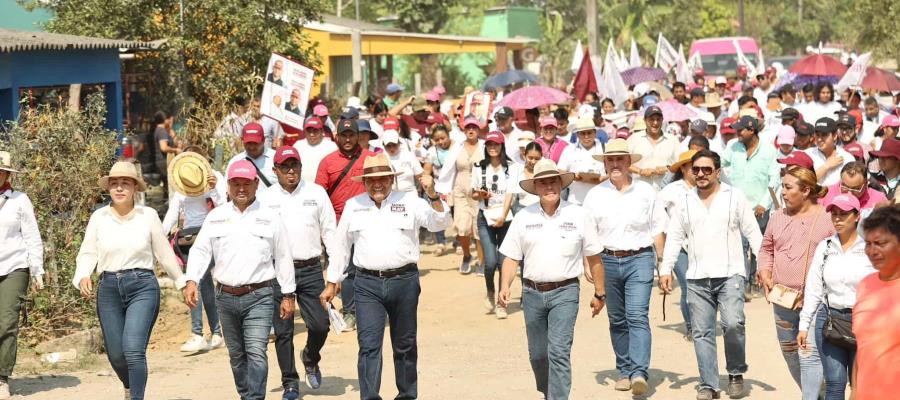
[
  {"left": 861, "top": 67, "right": 900, "bottom": 92},
  {"left": 482, "top": 70, "right": 539, "bottom": 90},
  {"left": 657, "top": 99, "right": 697, "bottom": 122},
  {"left": 494, "top": 86, "right": 571, "bottom": 110},
  {"left": 788, "top": 54, "right": 848, "bottom": 77},
  {"left": 620, "top": 67, "right": 667, "bottom": 86}
]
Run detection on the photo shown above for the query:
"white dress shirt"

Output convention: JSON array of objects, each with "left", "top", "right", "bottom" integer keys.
[
  {"left": 557, "top": 142, "right": 605, "bottom": 205},
  {"left": 73, "top": 205, "right": 185, "bottom": 288},
  {"left": 627, "top": 132, "right": 681, "bottom": 191},
  {"left": 294, "top": 138, "right": 338, "bottom": 183},
  {"left": 861, "top": 111, "right": 888, "bottom": 146},
  {"left": 388, "top": 150, "right": 424, "bottom": 192},
  {"left": 226, "top": 148, "right": 278, "bottom": 187},
  {"left": 660, "top": 183, "right": 762, "bottom": 278},
  {"left": 804, "top": 146, "right": 854, "bottom": 186},
  {"left": 161, "top": 171, "right": 226, "bottom": 232},
  {"left": 0, "top": 189, "right": 44, "bottom": 277},
  {"left": 583, "top": 179, "right": 667, "bottom": 251},
  {"left": 185, "top": 199, "right": 295, "bottom": 293},
  {"left": 500, "top": 201, "right": 602, "bottom": 282},
  {"left": 799, "top": 235, "right": 875, "bottom": 332},
  {"left": 259, "top": 181, "right": 337, "bottom": 261},
  {"left": 327, "top": 190, "right": 450, "bottom": 283}
]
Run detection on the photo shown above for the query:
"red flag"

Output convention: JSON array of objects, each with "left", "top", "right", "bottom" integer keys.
[{"left": 573, "top": 48, "right": 599, "bottom": 102}]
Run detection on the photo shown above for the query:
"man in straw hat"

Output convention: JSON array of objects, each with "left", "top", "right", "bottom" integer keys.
[
  {"left": 658, "top": 150, "right": 763, "bottom": 400},
  {"left": 183, "top": 160, "right": 296, "bottom": 400},
  {"left": 163, "top": 150, "right": 227, "bottom": 353},
  {"left": 582, "top": 138, "right": 667, "bottom": 396},
  {"left": 259, "top": 146, "right": 337, "bottom": 399},
  {"left": 320, "top": 153, "right": 450, "bottom": 400},
  {"left": 497, "top": 159, "right": 605, "bottom": 400}
]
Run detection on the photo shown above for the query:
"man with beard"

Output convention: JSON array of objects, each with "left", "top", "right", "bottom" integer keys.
[{"left": 659, "top": 150, "right": 763, "bottom": 400}]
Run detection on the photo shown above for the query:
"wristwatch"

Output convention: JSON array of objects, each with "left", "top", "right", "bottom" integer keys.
[
  {"left": 282, "top": 293, "right": 296, "bottom": 299},
  {"left": 594, "top": 293, "right": 606, "bottom": 302},
  {"left": 427, "top": 193, "right": 441, "bottom": 202}
]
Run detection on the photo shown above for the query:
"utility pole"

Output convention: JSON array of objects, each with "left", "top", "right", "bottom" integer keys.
[
  {"left": 586, "top": 0, "right": 598, "bottom": 56},
  {"left": 337, "top": 0, "right": 342, "bottom": 18},
  {"left": 738, "top": 0, "right": 745, "bottom": 36}
]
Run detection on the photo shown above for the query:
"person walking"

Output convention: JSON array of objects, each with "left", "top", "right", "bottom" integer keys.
[
  {"left": 320, "top": 153, "right": 450, "bottom": 400},
  {"left": 583, "top": 138, "right": 667, "bottom": 396},
  {"left": 293, "top": 118, "right": 337, "bottom": 183},
  {"left": 226, "top": 123, "right": 277, "bottom": 187},
  {"left": 0, "top": 152, "right": 43, "bottom": 400},
  {"left": 757, "top": 165, "right": 834, "bottom": 400},
  {"left": 627, "top": 106, "right": 680, "bottom": 191},
  {"left": 182, "top": 160, "right": 296, "bottom": 400},
  {"left": 497, "top": 159, "right": 604, "bottom": 400},
  {"left": 260, "top": 147, "right": 337, "bottom": 400},
  {"left": 557, "top": 118, "right": 606, "bottom": 205},
  {"left": 659, "top": 150, "right": 763, "bottom": 400},
  {"left": 796, "top": 194, "right": 874, "bottom": 400},
  {"left": 73, "top": 161, "right": 187, "bottom": 400},
  {"left": 806, "top": 118, "right": 854, "bottom": 186}
]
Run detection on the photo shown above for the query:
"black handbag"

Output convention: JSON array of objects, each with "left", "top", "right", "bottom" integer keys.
[{"left": 820, "top": 239, "right": 857, "bottom": 350}]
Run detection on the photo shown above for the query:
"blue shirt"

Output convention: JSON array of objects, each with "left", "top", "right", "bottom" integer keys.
[{"left": 722, "top": 140, "right": 780, "bottom": 209}]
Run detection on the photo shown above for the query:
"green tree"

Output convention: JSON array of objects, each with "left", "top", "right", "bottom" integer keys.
[{"left": 843, "top": 0, "right": 900, "bottom": 65}]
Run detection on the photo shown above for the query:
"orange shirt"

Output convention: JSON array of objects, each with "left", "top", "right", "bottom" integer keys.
[{"left": 852, "top": 273, "right": 900, "bottom": 400}]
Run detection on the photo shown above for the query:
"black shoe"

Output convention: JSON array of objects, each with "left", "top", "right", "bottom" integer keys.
[
  {"left": 306, "top": 365, "right": 322, "bottom": 389},
  {"left": 726, "top": 375, "right": 745, "bottom": 398},
  {"left": 696, "top": 388, "right": 721, "bottom": 400}
]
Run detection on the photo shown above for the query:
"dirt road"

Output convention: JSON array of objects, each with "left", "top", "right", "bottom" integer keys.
[{"left": 14, "top": 246, "right": 799, "bottom": 399}]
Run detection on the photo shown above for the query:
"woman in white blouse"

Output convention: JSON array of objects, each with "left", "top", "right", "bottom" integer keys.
[
  {"left": 797, "top": 193, "right": 875, "bottom": 400},
  {"left": 0, "top": 152, "right": 43, "bottom": 399},
  {"left": 73, "top": 162, "right": 186, "bottom": 400}
]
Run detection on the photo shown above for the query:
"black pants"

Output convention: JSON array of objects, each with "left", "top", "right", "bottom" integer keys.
[{"left": 272, "top": 263, "right": 330, "bottom": 390}]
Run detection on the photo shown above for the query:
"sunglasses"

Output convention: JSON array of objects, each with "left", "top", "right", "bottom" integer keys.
[
  {"left": 691, "top": 166, "right": 716, "bottom": 176},
  {"left": 276, "top": 163, "right": 301, "bottom": 172}
]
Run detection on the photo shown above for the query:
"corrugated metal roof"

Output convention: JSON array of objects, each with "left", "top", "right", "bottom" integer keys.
[
  {"left": 0, "top": 28, "right": 162, "bottom": 53},
  {"left": 320, "top": 14, "right": 403, "bottom": 32}
]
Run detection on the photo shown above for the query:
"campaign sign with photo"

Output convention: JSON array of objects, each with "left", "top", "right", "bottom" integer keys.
[
  {"left": 260, "top": 53, "right": 315, "bottom": 129},
  {"left": 459, "top": 91, "right": 494, "bottom": 128}
]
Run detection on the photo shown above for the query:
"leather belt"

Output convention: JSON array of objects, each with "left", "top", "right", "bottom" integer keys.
[
  {"left": 293, "top": 258, "right": 320, "bottom": 268},
  {"left": 601, "top": 246, "right": 653, "bottom": 258},
  {"left": 219, "top": 279, "right": 275, "bottom": 296},
  {"left": 522, "top": 278, "right": 579, "bottom": 292},
  {"left": 356, "top": 264, "right": 417, "bottom": 279}
]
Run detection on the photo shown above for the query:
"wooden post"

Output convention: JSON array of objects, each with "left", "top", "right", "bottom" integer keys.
[{"left": 495, "top": 43, "right": 509, "bottom": 73}]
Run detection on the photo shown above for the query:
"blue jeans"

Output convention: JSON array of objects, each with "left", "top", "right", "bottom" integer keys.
[
  {"left": 742, "top": 211, "right": 769, "bottom": 286},
  {"left": 815, "top": 307, "right": 855, "bottom": 400},
  {"left": 355, "top": 269, "right": 420, "bottom": 400},
  {"left": 477, "top": 211, "right": 510, "bottom": 294},
  {"left": 773, "top": 304, "right": 823, "bottom": 400},
  {"left": 216, "top": 285, "right": 275, "bottom": 400},
  {"left": 602, "top": 251, "right": 654, "bottom": 380},
  {"left": 687, "top": 275, "right": 748, "bottom": 391},
  {"left": 673, "top": 250, "right": 691, "bottom": 333},
  {"left": 190, "top": 269, "right": 220, "bottom": 336},
  {"left": 273, "top": 264, "right": 330, "bottom": 389},
  {"left": 523, "top": 283, "right": 579, "bottom": 400},
  {"left": 96, "top": 269, "right": 161, "bottom": 400}
]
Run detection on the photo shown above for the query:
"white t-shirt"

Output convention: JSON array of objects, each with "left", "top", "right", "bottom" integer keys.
[
  {"left": 557, "top": 142, "right": 605, "bottom": 205},
  {"left": 804, "top": 146, "right": 854, "bottom": 186},
  {"left": 293, "top": 138, "right": 338, "bottom": 183},
  {"left": 388, "top": 151, "right": 424, "bottom": 192},
  {"left": 471, "top": 162, "right": 519, "bottom": 225}
]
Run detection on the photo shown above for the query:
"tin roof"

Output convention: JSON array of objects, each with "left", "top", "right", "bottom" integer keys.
[{"left": 0, "top": 28, "right": 163, "bottom": 53}]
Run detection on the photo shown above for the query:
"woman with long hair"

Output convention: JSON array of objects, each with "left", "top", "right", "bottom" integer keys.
[
  {"left": 804, "top": 82, "right": 842, "bottom": 124},
  {"left": 73, "top": 162, "right": 186, "bottom": 400}
]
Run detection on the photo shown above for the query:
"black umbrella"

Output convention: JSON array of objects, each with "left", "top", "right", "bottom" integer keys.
[{"left": 482, "top": 69, "right": 539, "bottom": 90}]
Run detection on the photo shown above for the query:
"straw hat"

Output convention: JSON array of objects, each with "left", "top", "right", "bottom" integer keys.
[
  {"left": 669, "top": 150, "right": 699, "bottom": 173},
  {"left": 572, "top": 117, "right": 597, "bottom": 133},
  {"left": 591, "top": 139, "right": 643, "bottom": 163},
  {"left": 0, "top": 151, "right": 21, "bottom": 173},
  {"left": 351, "top": 154, "right": 404, "bottom": 182},
  {"left": 518, "top": 159, "right": 575, "bottom": 195},
  {"left": 99, "top": 161, "right": 148, "bottom": 192},
  {"left": 168, "top": 151, "right": 213, "bottom": 197},
  {"left": 632, "top": 118, "right": 647, "bottom": 133},
  {"left": 700, "top": 92, "right": 726, "bottom": 108}
]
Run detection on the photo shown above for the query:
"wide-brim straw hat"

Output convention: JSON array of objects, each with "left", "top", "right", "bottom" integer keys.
[
  {"left": 669, "top": 150, "right": 699, "bottom": 173},
  {"left": 168, "top": 151, "right": 212, "bottom": 197},
  {"left": 99, "top": 161, "right": 148, "bottom": 192},
  {"left": 519, "top": 159, "right": 575, "bottom": 196},
  {"left": 0, "top": 151, "right": 21, "bottom": 173},
  {"left": 700, "top": 92, "right": 726, "bottom": 108},
  {"left": 572, "top": 117, "right": 597, "bottom": 133},
  {"left": 592, "top": 138, "right": 643, "bottom": 163},
  {"left": 351, "top": 154, "right": 404, "bottom": 182}
]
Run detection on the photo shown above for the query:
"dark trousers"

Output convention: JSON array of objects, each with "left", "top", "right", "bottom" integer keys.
[
  {"left": 355, "top": 269, "right": 420, "bottom": 400},
  {"left": 273, "top": 263, "right": 330, "bottom": 390},
  {"left": 0, "top": 269, "right": 28, "bottom": 379}
]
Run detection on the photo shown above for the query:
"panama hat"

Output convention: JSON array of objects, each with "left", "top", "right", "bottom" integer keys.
[
  {"left": 99, "top": 161, "right": 148, "bottom": 192},
  {"left": 351, "top": 153, "right": 404, "bottom": 182},
  {"left": 700, "top": 92, "right": 726, "bottom": 108},
  {"left": 571, "top": 117, "right": 597, "bottom": 133},
  {"left": 591, "top": 138, "right": 643, "bottom": 163},
  {"left": 518, "top": 159, "right": 575, "bottom": 196},
  {"left": 669, "top": 150, "right": 699, "bottom": 173},
  {"left": 0, "top": 151, "right": 21, "bottom": 173},
  {"left": 168, "top": 151, "right": 213, "bottom": 197}
]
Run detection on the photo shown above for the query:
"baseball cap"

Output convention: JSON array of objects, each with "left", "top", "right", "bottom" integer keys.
[
  {"left": 227, "top": 160, "right": 257, "bottom": 181},
  {"left": 241, "top": 122, "right": 264, "bottom": 143},
  {"left": 463, "top": 116, "right": 483, "bottom": 129},
  {"left": 494, "top": 107, "right": 514, "bottom": 120},
  {"left": 693, "top": 67, "right": 705, "bottom": 76},
  {"left": 714, "top": 76, "right": 727, "bottom": 85},
  {"left": 313, "top": 104, "right": 329, "bottom": 117},
  {"left": 690, "top": 88, "right": 705, "bottom": 98},
  {"left": 432, "top": 85, "right": 446, "bottom": 95},
  {"left": 882, "top": 115, "right": 900, "bottom": 128},
  {"left": 517, "top": 131, "right": 536, "bottom": 147},
  {"left": 767, "top": 91, "right": 781, "bottom": 99},
  {"left": 780, "top": 108, "right": 800, "bottom": 120},
  {"left": 843, "top": 143, "right": 865, "bottom": 160},
  {"left": 381, "top": 129, "right": 401, "bottom": 145},
  {"left": 814, "top": 117, "right": 836, "bottom": 134},
  {"left": 836, "top": 114, "right": 856, "bottom": 128},
  {"left": 634, "top": 82, "right": 650, "bottom": 97},
  {"left": 424, "top": 91, "right": 440, "bottom": 102},
  {"left": 795, "top": 122, "right": 814, "bottom": 136},
  {"left": 643, "top": 95, "right": 659, "bottom": 106},
  {"left": 539, "top": 115, "right": 558, "bottom": 128},
  {"left": 870, "top": 138, "right": 900, "bottom": 159},
  {"left": 826, "top": 193, "right": 861, "bottom": 213},
  {"left": 777, "top": 125, "right": 796, "bottom": 146},
  {"left": 485, "top": 131, "right": 505, "bottom": 145},
  {"left": 690, "top": 119, "right": 708, "bottom": 134},
  {"left": 357, "top": 120, "right": 376, "bottom": 138},
  {"left": 304, "top": 118, "right": 323, "bottom": 130},
  {"left": 386, "top": 83, "right": 404, "bottom": 94},
  {"left": 616, "top": 127, "right": 630, "bottom": 139},
  {"left": 425, "top": 112, "right": 443, "bottom": 126},
  {"left": 644, "top": 105, "right": 663, "bottom": 118},
  {"left": 777, "top": 151, "right": 814, "bottom": 170},
  {"left": 274, "top": 146, "right": 300, "bottom": 164},
  {"left": 340, "top": 108, "right": 359, "bottom": 120},
  {"left": 337, "top": 118, "right": 358, "bottom": 134},
  {"left": 731, "top": 116, "right": 759, "bottom": 132},
  {"left": 720, "top": 117, "right": 737, "bottom": 135},
  {"left": 383, "top": 117, "right": 400, "bottom": 131}
]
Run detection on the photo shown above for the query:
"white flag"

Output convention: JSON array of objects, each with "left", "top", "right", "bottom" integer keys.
[
  {"left": 732, "top": 39, "right": 757, "bottom": 77},
  {"left": 571, "top": 40, "right": 583, "bottom": 72},
  {"left": 687, "top": 51, "right": 703, "bottom": 71},
  {"left": 756, "top": 48, "right": 766, "bottom": 75},
  {"left": 675, "top": 44, "right": 693, "bottom": 83},
  {"left": 655, "top": 33, "right": 679, "bottom": 72},
  {"left": 630, "top": 38, "right": 641, "bottom": 68},
  {"left": 603, "top": 51, "right": 629, "bottom": 107},
  {"left": 591, "top": 54, "right": 603, "bottom": 91},
  {"left": 836, "top": 52, "right": 871, "bottom": 92}
]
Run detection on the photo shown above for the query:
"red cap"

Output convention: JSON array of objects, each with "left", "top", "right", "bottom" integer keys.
[
  {"left": 720, "top": 117, "right": 737, "bottom": 134},
  {"left": 313, "top": 104, "right": 329, "bottom": 117},
  {"left": 693, "top": 67, "right": 704, "bottom": 77},
  {"left": 242, "top": 122, "right": 264, "bottom": 143},
  {"left": 778, "top": 151, "right": 814, "bottom": 170},
  {"left": 227, "top": 160, "right": 257, "bottom": 181},
  {"left": 847, "top": 109, "right": 864, "bottom": 130},
  {"left": 425, "top": 112, "right": 444, "bottom": 126},
  {"left": 485, "top": 131, "right": 505, "bottom": 145},
  {"left": 432, "top": 85, "right": 446, "bottom": 95},
  {"left": 616, "top": 127, "right": 630, "bottom": 139},
  {"left": 843, "top": 143, "right": 865, "bottom": 160},
  {"left": 766, "top": 66, "right": 776, "bottom": 74},
  {"left": 383, "top": 117, "right": 400, "bottom": 131},
  {"left": 274, "top": 146, "right": 300, "bottom": 164},
  {"left": 539, "top": 115, "right": 558, "bottom": 128},
  {"left": 303, "top": 118, "right": 323, "bottom": 130},
  {"left": 463, "top": 116, "right": 482, "bottom": 129}
]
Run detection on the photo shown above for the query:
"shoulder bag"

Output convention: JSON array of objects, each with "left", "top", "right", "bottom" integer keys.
[
  {"left": 767, "top": 210, "right": 821, "bottom": 310},
  {"left": 327, "top": 151, "right": 362, "bottom": 196},
  {"left": 245, "top": 157, "right": 272, "bottom": 187},
  {"left": 819, "top": 239, "right": 857, "bottom": 350}
]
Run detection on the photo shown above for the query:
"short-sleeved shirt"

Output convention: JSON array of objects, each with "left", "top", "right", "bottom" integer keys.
[
  {"left": 154, "top": 127, "right": 173, "bottom": 169},
  {"left": 852, "top": 273, "right": 900, "bottom": 400},
  {"left": 804, "top": 146, "right": 855, "bottom": 186},
  {"left": 471, "top": 163, "right": 519, "bottom": 225},
  {"left": 627, "top": 131, "right": 681, "bottom": 191}
]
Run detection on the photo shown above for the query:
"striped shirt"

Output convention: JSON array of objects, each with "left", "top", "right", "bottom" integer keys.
[{"left": 758, "top": 207, "right": 835, "bottom": 290}]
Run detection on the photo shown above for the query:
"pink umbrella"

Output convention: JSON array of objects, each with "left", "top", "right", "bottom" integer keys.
[
  {"left": 789, "top": 54, "right": 848, "bottom": 77},
  {"left": 494, "top": 86, "right": 571, "bottom": 110},
  {"left": 657, "top": 99, "right": 697, "bottom": 122}
]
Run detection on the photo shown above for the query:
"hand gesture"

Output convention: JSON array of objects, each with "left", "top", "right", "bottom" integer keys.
[
  {"left": 419, "top": 174, "right": 435, "bottom": 192},
  {"left": 825, "top": 153, "right": 844, "bottom": 169}
]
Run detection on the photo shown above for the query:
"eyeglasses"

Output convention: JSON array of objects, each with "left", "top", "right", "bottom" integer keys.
[
  {"left": 276, "top": 163, "right": 301, "bottom": 172},
  {"left": 691, "top": 166, "right": 715, "bottom": 176},
  {"left": 839, "top": 184, "right": 865, "bottom": 194}
]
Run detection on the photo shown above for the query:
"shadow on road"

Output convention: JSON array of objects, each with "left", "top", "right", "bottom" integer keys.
[
  {"left": 10, "top": 375, "right": 81, "bottom": 396},
  {"left": 594, "top": 368, "right": 778, "bottom": 398},
  {"left": 267, "top": 375, "right": 360, "bottom": 397}
]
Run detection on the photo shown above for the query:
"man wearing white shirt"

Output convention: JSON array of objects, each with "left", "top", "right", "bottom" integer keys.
[
  {"left": 293, "top": 118, "right": 337, "bottom": 183},
  {"left": 557, "top": 118, "right": 606, "bottom": 205},
  {"left": 659, "top": 150, "right": 762, "bottom": 400},
  {"left": 319, "top": 154, "right": 450, "bottom": 400},
  {"left": 492, "top": 106, "right": 525, "bottom": 164},
  {"left": 628, "top": 106, "right": 680, "bottom": 191},
  {"left": 752, "top": 74, "right": 773, "bottom": 107},
  {"left": 860, "top": 97, "right": 889, "bottom": 146},
  {"left": 583, "top": 139, "right": 667, "bottom": 396},
  {"left": 226, "top": 123, "right": 277, "bottom": 188},
  {"left": 806, "top": 118, "right": 854, "bottom": 186},
  {"left": 382, "top": 129, "right": 423, "bottom": 192},
  {"left": 260, "top": 147, "right": 337, "bottom": 400},
  {"left": 183, "top": 160, "right": 296, "bottom": 400}
]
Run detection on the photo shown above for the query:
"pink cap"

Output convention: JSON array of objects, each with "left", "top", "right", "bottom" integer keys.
[
  {"left": 304, "top": 118, "right": 323, "bottom": 130},
  {"left": 424, "top": 91, "right": 440, "bottom": 102},
  {"left": 539, "top": 115, "right": 558, "bottom": 128},
  {"left": 485, "top": 131, "right": 505, "bottom": 145},
  {"left": 616, "top": 127, "right": 630, "bottom": 139},
  {"left": 383, "top": 117, "right": 400, "bottom": 131},
  {"left": 313, "top": 104, "right": 329, "bottom": 117},
  {"left": 882, "top": 115, "right": 900, "bottom": 128},
  {"left": 242, "top": 122, "right": 264, "bottom": 143},
  {"left": 463, "top": 116, "right": 482, "bottom": 129},
  {"left": 776, "top": 125, "right": 796, "bottom": 146},
  {"left": 227, "top": 160, "right": 257, "bottom": 181},
  {"left": 432, "top": 85, "right": 446, "bottom": 95},
  {"left": 777, "top": 151, "right": 814, "bottom": 170},
  {"left": 844, "top": 143, "right": 866, "bottom": 160},
  {"left": 827, "top": 193, "right": 861, "bottom": 212},
  {"left": 274, "top": 146, "right": 300, "bottom": 164}
]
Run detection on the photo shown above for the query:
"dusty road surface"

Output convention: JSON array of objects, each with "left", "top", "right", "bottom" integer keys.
[{"left": 14, "top": 245, "right": 799, "bottom": 399}]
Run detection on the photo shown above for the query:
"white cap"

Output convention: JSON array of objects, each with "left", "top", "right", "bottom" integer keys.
[
  {"left": 381, "top": 129, "right": 400, "bottom": 145},
  {"left": 345, "top": 96, "right": 361, "bottom": 110},
  {"left": 577, "top": 104, "right": 595, "bottom": 119},
  {"left": 517, "top": 131, "right": 536, "bottom": 147},
  {"left": 715, "top": 76, "right": 727, "bottom": 85},
  {"left": 700, "top": 111, "right": 716, "bottom": 126},
  {"left": 634, "top": 82, "right": 650, "bottom": 97}
]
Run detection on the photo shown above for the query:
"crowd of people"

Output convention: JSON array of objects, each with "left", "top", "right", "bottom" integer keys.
[{"left": 0, "top": 64, "right": 900, "bottom": 400}]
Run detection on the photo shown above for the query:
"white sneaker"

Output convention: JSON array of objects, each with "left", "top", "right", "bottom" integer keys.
[
  {"left": 208, "top": 333, "right": 225, "bottom": 350},
  {"left": 180, "top": 334, "right": 210, "bottom": 352},
  {"left": 0, "top": 381, "right": 10, "bottom": 399},
  {"left": 495, "top": 306, "right": 508, "bottom": 319},
  {"left": 455, "top": 246, "right": 463, "bottom": 255},
  {"left": 484, "top": 295, "right": 496, "bottom": 313},
  {"left": 434, "top": 243, "right": 445, "bottom": 256}
]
